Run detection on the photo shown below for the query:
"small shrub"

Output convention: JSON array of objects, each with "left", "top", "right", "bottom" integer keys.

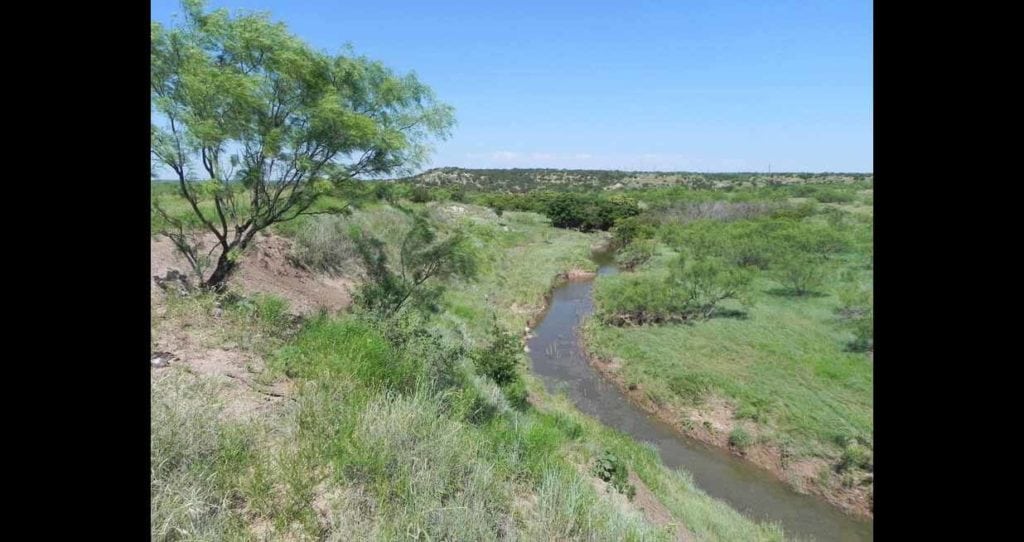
[
  {"left": 595, "top": 256, "right": 753, "bottom": 325},
  {"left": 813, "top": 189, "right": 855, "bottom": 204},
  {"left": 836, "top": 282, "right": 873, "bottom": 351},
  {"left": 472, "top": 320, "right": 522, "bottom": 386},
  {"left": 728, "top": 427, "right": 753, "bottom": 450},
  {"left": 614, "top": 239, "right": 657, "bottom": 270},
  {"left": 816, "top": 465, "right": 832, "bottom": 486},
  {"left": 837, "top": 442, "right": 873, "bottom": 472},
  {"left": 610, "top": 216, "right": 656, "bottom": 247},
  {"left": 592, "top": 450, "right": 636, "bottom": 500},
  {"left": 290, "top": 216, "right": 360, "bottom": 275},
  {"left": 771, "top": 251, "right": 828, "bottom": 296},
  {"left": 410, "top": 186, "right": 433, "bottom": 203}
]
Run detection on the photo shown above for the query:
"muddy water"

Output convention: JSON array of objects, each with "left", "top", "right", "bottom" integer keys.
[{"left": 526, "top": 260, "right": 873, "bottom": 542}]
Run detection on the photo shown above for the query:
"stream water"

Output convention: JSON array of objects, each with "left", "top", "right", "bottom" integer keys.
[{"left": 525, "top": 256, "right": 873, "bottom": 541}]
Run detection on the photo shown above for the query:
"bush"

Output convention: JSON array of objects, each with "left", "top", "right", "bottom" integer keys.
[
  {"left": 595, "top": 273, "right": 690, "bottom": 325},
  {"left": 771, "top": 251, "right": 828, "bottom": 296},
  {"left": 351, "top": 213, "right": 477, "bottom": 317},
  {"left": 813, "top": 189, "right": 855, "bottom": 204},
  {"left": 610, "top": 215, "right": 656, "bottom": 247},
  {"left": 668, "top": 256, "right": 754, "bottom": 318},
  {"left": 290, "top": 216, "right": 360, "bottom": 275},
  {"left": 472, "top": 320, "right": 522, "bottom": 387},
  {"left": 374, "top": 183, "right": 394, "bottom": 202},
  {"left": 591, "top": 450, "right": 636, "bottom": 500},
  {"left": 545, "top": 192, "right": 640, "bottom": 232},
  {"left": 728, "top": 427, "right": 753, "bottom": 450},
  {"left": 614, "top": 239, "right": 657, "bottom": 270},
  {"left": 660, "top": 219, "right": 773, "bottom": 270},
  {"left": 595, "top": 256, "right": 753, "bottom": 325},
  {"left": 837, "top": 442, "right": 873, "bottom": 472},
  {"left": 836, "top": 281, "right": 873, "bottom": 351},
  {"left": 502, "top": 379, "right": 529, "bottom": 410},
  {"left": 410, "top": 186, "right": 433, "bottom": 203}
]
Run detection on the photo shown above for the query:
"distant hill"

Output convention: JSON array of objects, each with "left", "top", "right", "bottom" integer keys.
[{"left": 397, "top": 167, "right": 872, "bottom": 192}]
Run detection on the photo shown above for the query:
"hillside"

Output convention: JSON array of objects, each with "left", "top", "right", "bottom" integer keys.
[{"left": 399, "top": 167, "right": 873, "bottom": 193}]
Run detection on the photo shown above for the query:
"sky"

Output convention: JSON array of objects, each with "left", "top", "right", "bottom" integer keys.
[{"left": 151, "top": 0, "right": 873, "bottom": 173}]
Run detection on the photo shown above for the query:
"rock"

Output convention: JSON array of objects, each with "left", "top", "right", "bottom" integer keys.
[
  {"left": 154, "top": 269, "right": 193, "bottom": 296},
  {"left": 151, "top": 351, "right": 175, "bottom": 368}
]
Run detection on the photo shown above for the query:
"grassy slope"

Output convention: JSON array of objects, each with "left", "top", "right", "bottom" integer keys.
[
  {"left": 583, "top": 200, "right": 873, "bottom": 510},
  {"left": 586, "top": 271, "right": 872, "bottom": 456},
  {"left": 151, "top": 197, "right": 784, "bottom": 541}
]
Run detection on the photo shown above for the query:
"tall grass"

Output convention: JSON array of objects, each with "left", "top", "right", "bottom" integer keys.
[{"left": 153, "top": 200, "right": 792, "bottom": 540}]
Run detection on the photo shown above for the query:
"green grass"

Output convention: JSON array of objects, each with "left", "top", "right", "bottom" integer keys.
[
  {"left": 435, "top": 206, "right": 598, "bottom": 339},
  {"left": 586, "top": 272, "right": 872, "bottom": 459},
  {"left": 151, "top": 200, "right": 789, "bottom": 540},
  {"left": 584, "top": 198, "right": 873, "bottom": 472}
]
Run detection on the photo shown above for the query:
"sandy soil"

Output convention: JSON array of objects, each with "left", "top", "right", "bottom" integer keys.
[
  {"left": 151, "top": 230, "right": 354, "bottom": 421},
  {"left": 151, "top": 231, "right": 353, "bottom": 316}
]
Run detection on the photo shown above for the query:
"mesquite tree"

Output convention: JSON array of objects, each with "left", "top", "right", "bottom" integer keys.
[{"left": 151, "top": 0, "right": 454, "bottom": 290}]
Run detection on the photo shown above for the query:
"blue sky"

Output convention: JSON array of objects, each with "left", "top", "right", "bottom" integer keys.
[{"left": 151, "top": 1, "right": 872, "bottom": 173}]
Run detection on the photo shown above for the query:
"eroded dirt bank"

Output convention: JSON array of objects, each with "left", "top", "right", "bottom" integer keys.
[{"left": 582, "top": 347, "right": 872, "bottom": 519}]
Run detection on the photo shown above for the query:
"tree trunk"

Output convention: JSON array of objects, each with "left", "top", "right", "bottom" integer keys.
[
  {"left": 204, "top": 230, "right": 258, "bottom": 292},
  {"left": 204, "top": 247, "right": 238, "bottom": 292}
]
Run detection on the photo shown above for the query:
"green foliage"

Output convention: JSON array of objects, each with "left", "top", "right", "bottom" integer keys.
[
  {"left": 374, "top": 182, "right": 395, "bottom": 202},
  {"left": 545, "top": 192, "right": 640, "bottom": 231},
  {"left": 611, "top": 215, "right": 657, "bottom": 247},
  {"left": 229, "top": 293, "right": 290, "bottom": 329},
  {"left": 728, "top": 427, "right": 754, "bottom": 450},
  {"left": 614, "top": 238, "right": 657, "bottom": 270},
  {"left": 153, "top": 197, "right": 792, "bottom": 541},
  {"left": 592, "top": 450, "right": 637, "bottom": 500},
  {"left": 668, "top": 373, "right": 716, "bottom": 405},
  {"left": 472, "top": 320, "right": 523, "bottom": 387},
  {"left": 351, "top": 212, "right": 477, "bottom": 316},
  {"left": 771, "top": 251, "right": 829, "bottom": 296},
  {"left": 410, "top": 185, "right": 433, "bottom": 203},
  {"left": 151, "top": 0, "right": 453, "bottom": 288},
  {"left": 273, "top": 317, "right": 420, "bottom": 389},
  {"left": 288, "top": 215, "right": 359, "bottom": 274},
  {"left": 586, "top": 186, "right": 873, "bottom": 494},
  {"left": 837, "top": 442, "right": 873, "bottom": 473},
  {"left": 595, "top": 256, "right": 752, "bottom": 325},
  {"left": 836, "top": 281, "right": 873, "bottom": 352},
  {"left": 813, "top": 189, "right": 856, "bottom": 204}
]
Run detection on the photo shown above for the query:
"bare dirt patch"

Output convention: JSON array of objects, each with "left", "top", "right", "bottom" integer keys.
[
  {"left": 151, "top": 320, "right": 293, "bottom": 421},
  {"left": 151, "top": 232, "right": 354, "bottom": 315}
]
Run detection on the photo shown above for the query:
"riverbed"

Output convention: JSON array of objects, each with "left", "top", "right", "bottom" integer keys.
[{"left": 525, "top": 259, "right": 873, "bottom": 541}]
